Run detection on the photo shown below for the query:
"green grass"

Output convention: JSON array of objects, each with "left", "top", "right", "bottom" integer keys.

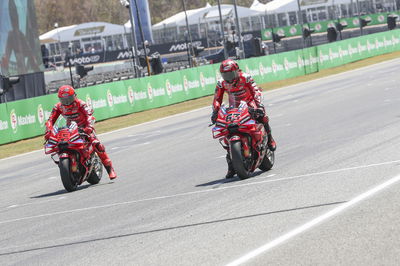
[{"left": 1, "top": 50, "right": 400, "bottom": 159}]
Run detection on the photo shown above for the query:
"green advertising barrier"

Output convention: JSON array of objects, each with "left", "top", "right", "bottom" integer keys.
[
  {"left": 317, "top": 30, "right": 400, "bottom": 70},
  {"left": 1, "top": 29, "right": 400, "bottom": 145},
  {"left": 0, "top": 103, "right": 12, "bottom": 144},
  {"left": 262, "top": 11, "right": 400, "bottom": 41},
  {"left": 0, "top": 93, "right": 59, "bottom": 145}
]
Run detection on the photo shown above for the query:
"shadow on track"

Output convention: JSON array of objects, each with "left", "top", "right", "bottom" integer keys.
[
  {"left": 196, "top": 170, "right": 267, "bottom": 187},
  {"left": 0, "top": 200, "right": 345, "bottom": 256},
  {"left": 30, "top": 182, "right": 114, "bottom": 198}
]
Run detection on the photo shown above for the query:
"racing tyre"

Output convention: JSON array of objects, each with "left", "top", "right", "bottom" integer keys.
[
  {"left": 87, "top": 155, "right": 103, "bottom": 185},
  {"left": 59, "top": 158, "right": 78, "bottom": 192},
  {"left": 231, "top": 141, "right": 250, "bottom": 180},
  {"left": 259, "top": 149, "right": 274, "bottom": 171}
]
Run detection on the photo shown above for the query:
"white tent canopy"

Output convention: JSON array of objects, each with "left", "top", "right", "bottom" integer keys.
[
  {"left": 152, "top": 3, "right": 262, "bottom": 30},
  {"left": 205, "top": 4, "right": 261, "bottom": 20},
  {"left": 250, "top": 0, "right": 359, "bottom": 13},
  {"left": 151, "top": 3, "right": 213, "bottom": 30},
  {"left": 40, "top": 22, "right": 128, "bottom": 44}
]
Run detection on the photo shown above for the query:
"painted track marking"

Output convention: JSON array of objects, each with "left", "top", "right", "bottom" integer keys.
[
  {"left": 225, "top": 173, "right": 400, "bottom": 266},
  {"left": 0, "top": 160, "right": 399, "bottom": 225}
]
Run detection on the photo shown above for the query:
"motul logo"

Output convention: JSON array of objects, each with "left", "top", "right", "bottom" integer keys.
[
  {"left": 117, "top": 51, "right": 133, "bottom": 59},
  {"left": 169, "top": 41, "right": 202, "bottom": 52},
  {"left": 169, "top": 43, "right": 188, "bottom": 52}
]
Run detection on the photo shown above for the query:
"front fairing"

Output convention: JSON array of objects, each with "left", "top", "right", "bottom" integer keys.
[
  {"left": 212, "top": 101, "right": 257, "bottom": 139},
  {"left": 44, "top": 123, "right": 86, "bottom": 155}
]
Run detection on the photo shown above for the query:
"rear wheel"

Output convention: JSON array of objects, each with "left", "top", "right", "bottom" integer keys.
[
  {"left": 59, "top": 158, "right": 78, "bottom": 192},
  {"left": 231, "top": 141, "right": 250, "bottom": 180},
  {"left": 87, "top": 155, "right": 103, "bottom": 185},
  {"left": 259, "top": 149, "right": 275, "bottom": 171}
]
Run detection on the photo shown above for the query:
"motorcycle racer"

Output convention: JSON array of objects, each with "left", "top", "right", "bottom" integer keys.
[
  {"left": 211, "top": 59, "right": 276, "bottom": 178},
  {"left": 45, "top": 85, "right": 117, "bottom": 180}
]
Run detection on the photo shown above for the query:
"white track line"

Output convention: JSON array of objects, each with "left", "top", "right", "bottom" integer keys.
[
  {"left": 0, "top": 160, "right": 399, "bottom": 225},
  {"left": 225, "top": 173, "right": 400, "bottom": 266},
  {"left": 6, "top": 196, "right": 66, "bottom": 209}
]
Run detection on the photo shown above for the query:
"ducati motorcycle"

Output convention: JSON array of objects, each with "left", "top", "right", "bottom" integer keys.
[
  {"left": 212, "top": 101, "right": 274, "bottom": 179},
  {"left": 44, "top": 122, "right": 103, "bottom": 192}
]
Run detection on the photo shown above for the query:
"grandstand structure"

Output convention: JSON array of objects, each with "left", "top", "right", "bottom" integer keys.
[
  {"left": 39, "top": 22, "right": 133, "bottom": 59},
  {"left": 152, "top": 0, "right": 398, "bottom": 44},
  {"left": 39, "top": 1, "right": 399, "bottom": 58},
  {"left": 252, "top": 0, "right": 398, "bottom": 28}
]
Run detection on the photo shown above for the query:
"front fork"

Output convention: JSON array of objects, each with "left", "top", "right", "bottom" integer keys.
[
  {"left": 225, "top": 135, "right": 251, "bottom": 159},
  {"left": 59, "top": 153, "right": 78, "bottom": 173}
]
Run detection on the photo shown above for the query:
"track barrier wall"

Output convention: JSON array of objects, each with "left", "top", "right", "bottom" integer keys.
[
  {"left": 261, "top": 11, "right": 400, "bottom": 40},
  {"left": 1, "top": 29, "right": 399, "bottom": 145}
]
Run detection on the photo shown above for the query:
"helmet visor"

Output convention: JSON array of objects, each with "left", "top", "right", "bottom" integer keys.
[
  {"left": 221, "top": 71, "right": 237, "bottom": 83},
  {"left": 59, "top": 95, "right": 75, "bottom": 106}
]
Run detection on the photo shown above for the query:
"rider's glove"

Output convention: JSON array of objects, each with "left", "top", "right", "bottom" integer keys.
[
  {"left": 83, "top": 126, "right": 94, "bottom": 135},
  {"left": 44, "top": 126, "right": 52, "bottom": 140},
  {"left": 211, "top": 110, "right": 218, "bottom": 124},
  {"left": 255, "top": 107, "right": 265, "bottom": 117},
  {"left": 249, "top": 107, "right": 265, "bottom": 118}
]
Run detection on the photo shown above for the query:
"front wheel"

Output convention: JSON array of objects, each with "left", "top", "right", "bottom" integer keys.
[
  {"left": 59, "top": 158, "right": 78, "bottom": 192},
  {"left": 230, "top": 141, "right": 250, "bottom": 180},
  {"left": 259, "top": 149, "right": 275, "bottom": 171},
  {"left": 87, "top": 155, "right": 103, "bottom": 185}
]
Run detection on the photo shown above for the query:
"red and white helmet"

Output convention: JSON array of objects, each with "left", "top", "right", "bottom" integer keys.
[
  {"left": 220, "top": 59, "right": 240, "bottom": 83},
  {"left": 58, "top": 85, "right": 76, "bottom": 106}
]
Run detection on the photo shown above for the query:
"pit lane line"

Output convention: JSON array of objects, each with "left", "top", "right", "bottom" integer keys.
[
  {"left": 225, "top": 173, "right": 400, "bottom": 266},
  {"left": 0, "top": 159, "right": 399, "bottom": 225}
]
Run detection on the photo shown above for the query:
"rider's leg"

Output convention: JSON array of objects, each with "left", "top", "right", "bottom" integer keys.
[
  {"left": 261, "top": 116, "right": 276, "bottom": 151},
  {"left": 92, "top": 138, "right": 117, "bottom": 180},
  {"left": 225, "top": 153, "right": 236, "bottom": 179}
]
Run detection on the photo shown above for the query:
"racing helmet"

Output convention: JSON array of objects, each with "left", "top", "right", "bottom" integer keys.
[
  {"left": 58, "top": 85, "right": 76, "bottom": 106},
  {"left": 220, "top": 59, "right": 240, "bottom": 83}
]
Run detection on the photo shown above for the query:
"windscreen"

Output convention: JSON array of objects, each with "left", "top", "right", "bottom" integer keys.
[{"left": 0, "top": 0, "right": 44, "bottom": 76}]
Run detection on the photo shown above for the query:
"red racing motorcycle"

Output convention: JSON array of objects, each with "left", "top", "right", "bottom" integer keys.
[
  {"left": 212, "top": 101, "right": 274, "bottom": 179},
  {"left": 44, "top": 122, "right": 103, "bottom": 192}
]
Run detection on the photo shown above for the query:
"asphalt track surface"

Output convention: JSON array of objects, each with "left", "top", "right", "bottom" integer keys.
[{"left": 1, "top": 59, "right": 400, "bottom": 266}]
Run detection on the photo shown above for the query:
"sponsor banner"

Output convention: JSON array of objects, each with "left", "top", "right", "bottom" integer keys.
[
  {"left": 123, "top": 78, "right": 148, "bottom": 112},
  {"left": 197, "top": 64, "right": 218, "bottom": 94},
  {"left": 5, "top": 98, "right": 41, "bottom": 142},
  {"left": 262, "top": 12, "right": 400, "bottom": 41},
  {"left": 2, "top": 29, "right": 400, "bottom": 145},
  {"left": 309, "top": 20, "right": 336, "bottom": 33},
  {"left": 301, "top": 47, "right": 319, "bottom": 75},
  {"left": 0, "top": 103, "right": 12, "bottom": 145},
  {"left": 261, "top": 25, "right": 302, "bottom": 41},
  {"left": 179, "top": 68, "right": 204, "bottom": 99},
  {"left": 163, "top": 71, "right": 187, "bottom": 105},
  {"left": 317, "top": 30, "right": 400, "bottom": 70}
]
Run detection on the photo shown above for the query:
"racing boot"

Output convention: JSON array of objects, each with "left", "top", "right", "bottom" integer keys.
[
  {"left": 94, "top": 142, "right": 117, "bottom": 180},
  {"left": 105, "top": 164, "right": 117, "bottom": 180},
  {"left": 267, "top": 134, "right": 276, "bottom": 151},
  {"left": 264, "top": 122, "right": 276, "bottom": 151},
  {"left": 225, "top": 154, "right": 236, "bottom": 179}
]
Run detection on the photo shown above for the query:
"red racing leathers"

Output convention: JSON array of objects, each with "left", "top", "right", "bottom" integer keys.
[
  {"left": 45, "top": 99, "right": 115, "bottom": 173},
  {"left": 212, "top": 71, "right": 269, "bottom": 127},
  {"left": 212, "top": 71, "right": 275, "bottom": 178}
]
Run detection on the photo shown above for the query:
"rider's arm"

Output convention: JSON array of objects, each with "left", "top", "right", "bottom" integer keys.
[
  {"left": 45, "top": 104, "right": 61, "bottom": 129},
  {"left": 78, "top": 100, "right": 95, "bottom": 129},
  {"left": 246, "top": 75, "right": 264, "bottom": 109},
  {"left": 212, "top": 80, "right": 225, "bottom": 112}
]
